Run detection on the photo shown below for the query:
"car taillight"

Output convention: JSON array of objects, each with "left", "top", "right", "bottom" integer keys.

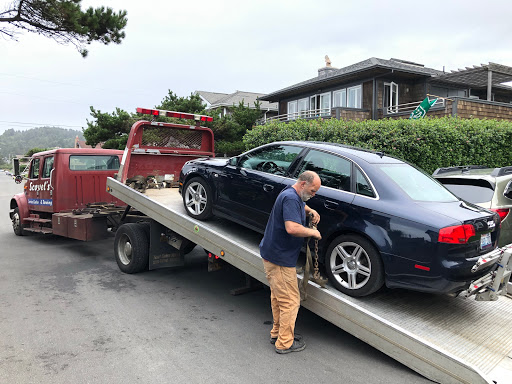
[
  {"left": 438, "top": 224, "right": 476, "bottom": 244},
  {"left": 490, "top": 208, "right": 509, "bottom": 222}
]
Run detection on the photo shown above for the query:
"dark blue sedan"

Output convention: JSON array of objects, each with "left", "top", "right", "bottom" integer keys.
[{"left": 179, "top": 141, "right": 501, "bottom": 297}]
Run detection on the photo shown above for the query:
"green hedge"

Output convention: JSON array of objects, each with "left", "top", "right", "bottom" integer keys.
[{"left": 243, "top": 117, "right": 512, "bottom": 174}]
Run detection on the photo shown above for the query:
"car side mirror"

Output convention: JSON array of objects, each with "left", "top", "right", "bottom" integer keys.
[
  {"left": 504, "top": 180, "right": 512, "bottom": 199},
  {"left": 228, "top": 157, "right": 238, "bottom": 167}
]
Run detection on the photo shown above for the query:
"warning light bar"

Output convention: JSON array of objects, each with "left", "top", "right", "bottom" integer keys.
[{"left": 136, "top": 107, "right": 213, "bottom": 122}]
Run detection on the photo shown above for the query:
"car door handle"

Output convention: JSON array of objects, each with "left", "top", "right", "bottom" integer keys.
[
  {"left": 324, "top": 200, "right": 339, "bottom": 209},
  {"left": 263, "top": 184, "right": 274, "bottom": 192}
]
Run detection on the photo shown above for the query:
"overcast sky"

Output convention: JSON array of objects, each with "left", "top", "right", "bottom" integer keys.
[{"left": 1, "top": 0, "right": 512, "bottom": 134}]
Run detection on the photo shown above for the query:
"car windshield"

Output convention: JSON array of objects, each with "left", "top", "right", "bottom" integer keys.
[{"left": 378, "top": 164, "right": 458, "bottom": 202}]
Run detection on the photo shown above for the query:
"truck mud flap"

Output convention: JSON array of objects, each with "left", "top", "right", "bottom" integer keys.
[{"left": 148, "top": 220, "right": 190, "bottom": 270}]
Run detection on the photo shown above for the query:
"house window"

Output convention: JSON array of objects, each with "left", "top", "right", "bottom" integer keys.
[
  {"left": 384, "top": 82, "right": 398, "bottom": 113},
  {"left": 288, "top": 101, "right": 298, "bottom": 120},
  {"left": 320, "top": 92, "right": 331, "bottom": 116},
  {"left": 298, "top": 98, "right": 308, "bottom": 117},
  {"left": 332, "top": 85, "right": 362, "bottom": 109},
  {"left": 347, "top": 85, "right": 362, "bottom": 108},
  {"left": 333, "top": 89, "right": 347, "bottom": 107}
]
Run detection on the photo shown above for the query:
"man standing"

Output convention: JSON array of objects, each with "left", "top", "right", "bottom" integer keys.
[{"left": 260, "top": 171, "right": 321, "bottom": 354}]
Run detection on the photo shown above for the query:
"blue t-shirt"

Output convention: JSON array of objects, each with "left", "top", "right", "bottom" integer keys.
[{"left": 259, "top": 186, "right": 306, "bottom": 267}]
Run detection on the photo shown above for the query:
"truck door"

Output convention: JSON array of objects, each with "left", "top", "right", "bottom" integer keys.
[{"left": 26, "top": 155, "right": 54, "bottom": 213}]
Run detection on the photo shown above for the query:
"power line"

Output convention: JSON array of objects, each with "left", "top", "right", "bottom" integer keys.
[{"left": 0, "top": 120, "right": 83, "bottom": 128}]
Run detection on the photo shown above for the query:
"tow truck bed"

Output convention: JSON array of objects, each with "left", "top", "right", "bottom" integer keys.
[{"left": 107, "top": 177, "right": 512, "bottom": 384}]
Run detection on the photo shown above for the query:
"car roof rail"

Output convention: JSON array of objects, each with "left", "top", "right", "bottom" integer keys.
[
  {"left": 491, "top": 166, "right": 512, "bottom": 177},
  {"left": 432, "top": 165, "right": 488, "bottom": 175}
]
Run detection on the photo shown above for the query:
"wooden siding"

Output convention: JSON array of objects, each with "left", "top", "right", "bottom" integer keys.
[
  {"left": 456, "top": 99, "right": 512, "bottom": 120},
  {"left": 331, "top": 108, "right": 371, "bottom": 121}
]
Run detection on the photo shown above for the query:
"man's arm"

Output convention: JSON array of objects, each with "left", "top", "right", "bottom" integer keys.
[{"left": 285, "top": 221, "right": 321, "bottom": 240}]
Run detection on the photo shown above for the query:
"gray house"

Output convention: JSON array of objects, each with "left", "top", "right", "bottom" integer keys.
[
  {"left": 195, "top": 90, "right": 278, "bottom": 120},
  {"left": 258, "top": 57, "right": 512, "bottom": 122}
]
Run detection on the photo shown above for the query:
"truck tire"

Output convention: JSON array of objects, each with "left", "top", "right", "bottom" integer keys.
[
  {"left": 114, "top": 223, "right": 149, "bottom": 274},
  {"left": 12, "top": 207, "right": 25, "bottom": 236},
  {"left": 183, "top": 177, "right": 213, "bottom": 220},
  {"left": 325, "top": 234, "right": 384, "bottom": 297}
]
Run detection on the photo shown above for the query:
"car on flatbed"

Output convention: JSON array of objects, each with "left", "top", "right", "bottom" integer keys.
[
  {"left": 433, "top": 165, "right": 512, "bottom": 247},
  {"left": 179, "top": 141, "right": 502, "bottom": 297}
]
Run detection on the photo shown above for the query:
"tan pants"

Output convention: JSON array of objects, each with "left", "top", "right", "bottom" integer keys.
[{"left": 263, "top": 259, "right": 300, "bottom": 350}]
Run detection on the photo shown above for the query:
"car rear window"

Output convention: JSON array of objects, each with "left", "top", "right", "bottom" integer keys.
[
  {"left": 435, "top": 178, "right": 494, "bottom": 203},
  {"left": 379, "top": 164, "right": 458, "bottom": 202}
]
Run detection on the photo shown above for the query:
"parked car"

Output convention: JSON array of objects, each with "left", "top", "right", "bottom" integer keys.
[
  {"left": 179, "top": 142, "right": 501, "bottom": 297},
  {"left": 433, "top": 165, "right": 512, "bottom": 247}
]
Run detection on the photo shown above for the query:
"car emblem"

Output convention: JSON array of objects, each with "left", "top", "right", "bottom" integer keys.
[{"left": 487, "top": 220, "right": 495, "bottom": 229}]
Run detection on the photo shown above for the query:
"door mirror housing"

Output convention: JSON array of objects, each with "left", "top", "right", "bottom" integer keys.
[{"left": 228, "top": 157, "right": 239, "bottom": 167}]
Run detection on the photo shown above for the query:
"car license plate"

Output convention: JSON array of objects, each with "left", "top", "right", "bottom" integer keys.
[{"left": 480, "top": 233, "right": 492, "bottom": 249}]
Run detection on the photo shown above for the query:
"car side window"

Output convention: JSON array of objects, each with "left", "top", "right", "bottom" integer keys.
[
  {"left": 296, "top": 150, "right": 351, "bottom": 191},
  {"left": 42, "top": 156, "right": 54, "bottom": 178},
  {"left": 30, "top": 158, "right": 40, "bottom": 179},
  {"left": 356, "top": 168, "right": 375, "bottom": 197},
  {"left": 238, "top": 145, "right": 302, "bottom": 175}
]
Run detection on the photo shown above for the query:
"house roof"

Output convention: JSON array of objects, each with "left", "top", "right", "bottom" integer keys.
[
  {"left": 259, "top": 57, "right": 512, "bottom": 101},
  {"left": 433, "top": 62, "right": 512, "bottom": 89},
  {"left": 260, "top": 57, "right": 445, "bottom": 101},
  {"left": 196, "top": 90, "right": 278, "bottom": 111},
  {"left": 196, "top": 91, "right": 229, "bottom": 106}
]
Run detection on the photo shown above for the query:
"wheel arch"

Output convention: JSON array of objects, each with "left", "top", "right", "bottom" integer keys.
[
  {"left": 321, "top": 228, "right": 386, "bottom": 265},
  {"left": 10, "top": 194, "right": 29, "bottom": 221}
]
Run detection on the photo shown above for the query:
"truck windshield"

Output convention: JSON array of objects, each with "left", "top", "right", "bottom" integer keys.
[{"left": 69, "top": 155, "right": 120, "bottom": 171}]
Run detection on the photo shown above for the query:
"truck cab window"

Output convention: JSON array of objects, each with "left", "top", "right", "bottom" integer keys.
[
  {"left": 42, "top": 157, "right": 54, "bottom": 178},
  {"left": 30, "top": 158, "right": 40, "bottom": 179}
]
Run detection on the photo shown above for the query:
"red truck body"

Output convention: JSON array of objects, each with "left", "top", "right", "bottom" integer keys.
[
  {"left": 9, "top": 109, "right": 215, "bottom": 242},
  {"left": 10, "top": 148, "right": 125, "bottom": 240}
]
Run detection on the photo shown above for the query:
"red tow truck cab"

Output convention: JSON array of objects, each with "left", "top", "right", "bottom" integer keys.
[{"left": 10, "top": 148, "right": 124, "bottom": 240}]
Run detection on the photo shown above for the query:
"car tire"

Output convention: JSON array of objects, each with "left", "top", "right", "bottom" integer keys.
[
  {"left": 12, "top": 207, "right": 25, "bottom": 236},
  {"left": 114, "top": 223, "right": 149, "bottom": 274},
  {"left": 325, "top": 234, "right": 384, "bottom": 297},
  {"left": 183, "top": 177, "right": 213, "bottom": 220}
]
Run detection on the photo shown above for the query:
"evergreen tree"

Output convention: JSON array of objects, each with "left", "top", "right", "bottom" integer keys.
[{"left": 0, "top": 0, "right": 127, "bottom": 57}]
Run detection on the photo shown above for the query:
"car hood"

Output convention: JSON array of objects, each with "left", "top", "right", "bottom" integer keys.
[{"left": 188, "top": 157, "right": 229, "bottom": 167}]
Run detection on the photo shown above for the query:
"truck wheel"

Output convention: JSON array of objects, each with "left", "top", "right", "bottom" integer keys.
[
  {"left": 12, "top": 207, "right": 25, "bottom": 236},
  {"left": 325, "top": 235, "right": 384, "bottom": 297},
  {"left": 183, "top": 177, "right": 213, "bottom": 220},
  {"left": 114, "top": 223, "right": 149, "bottom": 274}
]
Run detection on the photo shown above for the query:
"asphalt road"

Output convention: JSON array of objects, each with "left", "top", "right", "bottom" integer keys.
[{"left": 0, "top": 174, "right": 432, "bottom": 384}]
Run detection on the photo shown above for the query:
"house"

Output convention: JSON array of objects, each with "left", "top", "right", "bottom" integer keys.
[
  {"left": 258, "top": 57, "right": 512, "bottom": 122},
  {"left": 195, "top": 90, "right": 278, "bottom": 121},
  {"left": 75, "top": 136, "right": 103, "bottom": 149}
]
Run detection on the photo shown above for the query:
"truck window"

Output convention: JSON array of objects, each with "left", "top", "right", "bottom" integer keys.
[
  {"left": 69, "top": 155, "right": 120, "bottom": 171},
  {"left": 42, "top": 156, "right": 54, "bottom": 178},
  {"left": 30, "top": 158, "right": 40, "bottom": 179}
]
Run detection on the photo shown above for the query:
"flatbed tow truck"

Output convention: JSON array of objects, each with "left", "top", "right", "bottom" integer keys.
[{"left": 100, "top": 108, "right": 512, "bottom": 384}]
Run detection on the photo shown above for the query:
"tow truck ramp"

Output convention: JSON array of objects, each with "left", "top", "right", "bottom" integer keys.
[{"left": 106, "top": 177, "right": 512, "bottom": 384}]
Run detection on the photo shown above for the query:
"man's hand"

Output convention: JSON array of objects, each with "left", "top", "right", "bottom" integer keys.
[
  {"left": 306, "top": 208, "right": 320, "bottom": 225},
  {"left": 311, "top": 229, "right": 322, "bottom": 240}
]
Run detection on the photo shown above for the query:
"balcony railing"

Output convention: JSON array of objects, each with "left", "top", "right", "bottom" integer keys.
[
  {"left": 257, "top": 108, "right": 331, "bottom": 125},
  {"left": 383, "top": 98, "right": 445, "bottom": 115}
]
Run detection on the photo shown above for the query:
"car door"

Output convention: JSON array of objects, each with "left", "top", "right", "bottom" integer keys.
[
  {"left": 216, "top": 144, "right": 304, "bottom": 230},
  {"left": 292, "top": 149, "right": 355, "bottom": 236}
]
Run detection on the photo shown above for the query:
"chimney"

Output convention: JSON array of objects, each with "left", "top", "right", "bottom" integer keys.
[{"left": 318, "top": 55, "right": 337, "bottom": 78}]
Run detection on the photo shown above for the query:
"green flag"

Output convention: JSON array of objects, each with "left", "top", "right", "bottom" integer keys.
[{"left": 410, "top": 97, "right": 438, "bottom": 119}]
